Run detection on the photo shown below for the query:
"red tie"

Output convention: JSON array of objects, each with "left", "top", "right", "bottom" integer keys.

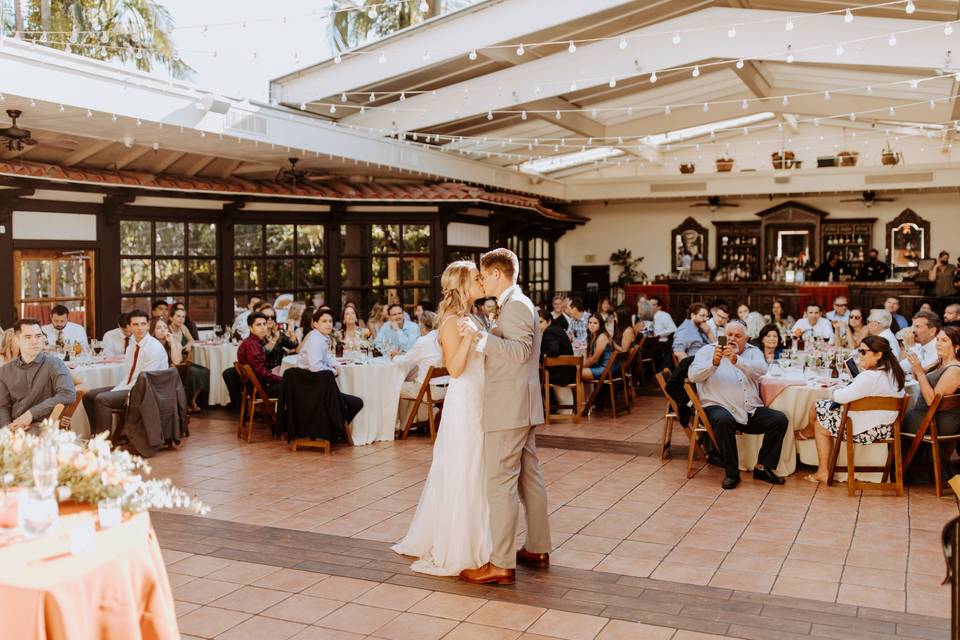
[
  {"left": 126, "top": 345, "right": 141, "bottom": 385},
  {"left": 124, "top": 335, "right": 130, "bottom": 351}
]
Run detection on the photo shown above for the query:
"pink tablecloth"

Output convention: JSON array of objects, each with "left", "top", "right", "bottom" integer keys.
[{"left": 759, "top": 377, "right": 807, "bottom": 405}]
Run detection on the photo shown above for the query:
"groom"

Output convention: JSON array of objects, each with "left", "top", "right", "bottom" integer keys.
[{"left": 459, "top": 248, "right": 552, "bottom": 586}]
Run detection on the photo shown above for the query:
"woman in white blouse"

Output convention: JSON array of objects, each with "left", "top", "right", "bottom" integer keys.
[
  {"left": 804, "top": 335, "right": 906, "bottom": 484},
  {"left": 298, "top": 309, "right": 338, "bottom": 373}
]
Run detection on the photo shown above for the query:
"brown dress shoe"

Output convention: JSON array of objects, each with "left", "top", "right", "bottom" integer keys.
[
  {"left": 459, "top": 563, "right": 516, "bottom": 585},
  {"left": 516, "top": 548, "right": 550, "bottom": 568}
]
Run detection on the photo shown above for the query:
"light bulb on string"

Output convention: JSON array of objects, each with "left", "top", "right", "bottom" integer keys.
[
  {"left": 111, "top": 113, "right": 117, "bottom": 121},
  {"left": 378, "top": 51, "right": 386, "bottom": 63},
  {"left": 910, "top": 79, "right": 919, "bottom": 88},
  {"left": 672, "top": 31, "right": 680, "bottom": 44},
  {"left": 330, "top": 104, "right": 337, "bottom": 114},
  {"left": 39, "top": 31, "right": 48, "bottom": 43},
  {"left": 844, "top": 8, "right": 854, "bottom": 23},
  {"left": 736, "top": 58, "right": 744, "bottom": 69},
  {"left": 835, "top": 44, "right": 844, "bottom": 55},
  {"left": 866, "top": 85, "right": 873, "bottom": 95},
  {"left": 608, "top": 77, "right": 617, "bottom": 88},
  {"left": 340, "top": 93, "right": 347, "bottom": 102},
  {"left": 849, "top": 112, "right": 856, "bottom": 121},
  {"left": 299, "top": 102, "right": 306, "bottom": 110},
  {"left": 786, "top": 47, "right": 794, "bottom": 63},
  {"left": 888, "top": 34, "right": 897, "bottom": 46},
  {"left": 487, "top": 111, "right": 493, "bottom": 120},
  {"left": 591, "top": 108, "right": 598, "bottom": 118},
  {"left": 905, "top": 1, "right": 916, "bottom": 14},
  {"left": 399, "top": 92, "right": 406, "bottom": 101},
  {"left": 567, "top": 41, "right": 576, "bottom": 53},
  {"left": 692, "top": 65, "right": 700, "bottom": 77},
  {"left": 665, "top": 105, "right": 671, "bottom": 115},
  {"left": 889, "top": 106, "right": 896, "bottom": 116},
  {"left": 618, "top": 36, "right": 627, "bottom": 50},
  {"left": 702, "top": 102, "right": 709, "bottom": 112},
  {"left": 423, "top": 50, "right": 431, "bottom": 61},
  {"left": 649, "top": 71, "right": 657, "bottom": 83},
  {"left": 555, "top": 110, "right": 562, "bottom": 120},
  {"left": 521, "top": 111, "right": 527, "bottom": 120},
  {"left": 534, "top": 84, "right": 541, "bottom": 94},
  {"left": 741, "top": 99, "right": 748, "bottom": 109},
  {"left": 785, "top": 19, "right": 794, "bottom": 31},
  {"left": 85, "top": 109, "right": 92, "bottom": 117},
  {"left": 58, "top": 104, "right": 65, "bottom": 112},
  {"left": 334, "top": 53, "right": 342, "bottom": 64},
  {"left": 728, "top": 26, "right": 736, "bottom": 38},
  {"left": 930, "top": 99, "right": 936, "bottom": 109},
  {"left": 569, "top": 80, "right": 577, "bottom": 91},
  {"left": 782, "top": 95, "right": 789, "bottom": 105},
  {"left": 516, "top": 43, "right": 524, "bottom": 56},
  {"left": 369, "top": 92, "right": 375, "bottom": 101},
  {"left": 468, "top": 49, "right": 477, "bottom": 60},
  {"left": 947, "top": 23, "right": 955, "bottom": 36}
]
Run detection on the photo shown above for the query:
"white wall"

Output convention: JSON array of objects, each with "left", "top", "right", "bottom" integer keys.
[{"left": 555, "top": 192, "right": 960, "bottom": 290}]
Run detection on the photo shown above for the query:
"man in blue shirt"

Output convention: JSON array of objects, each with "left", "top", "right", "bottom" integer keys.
[
  {"left": 374, "top": 304, "right": 420, "bottom": 355},
  {"left": 672, "top": 302, "right": 713, "bottom": 363}
]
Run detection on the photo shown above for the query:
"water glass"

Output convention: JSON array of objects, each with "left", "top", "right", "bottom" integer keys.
[
  {"left": 18, "top": 489, "right": 58, "bottom": 537},
  {"left": 98, "top": 498, "right": 122, "bottom": 529},
  {"left": 32, "top": 445, "right": 58, "bottom": 499}
]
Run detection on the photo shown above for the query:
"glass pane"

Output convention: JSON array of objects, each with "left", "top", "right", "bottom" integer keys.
[
  {"left": 55, "top": 258, "right": 85, "bottom": 297},
  {"left": 120, "top": 220, "right": 151, "bottom": 255},
  {"left": 401, "top": 287, "right": 431, "bottom": 308},
  {"left": 234, "top": 224, "right": 262, "bottom": 256},
  {"left": 342, "top": 289, "right": 377, "bottom": 318},
  {"left": 266, "top": 224, "right": 295, "bottom": 255},
  {"left": 156, "top": 259, "right": 185, "bottom": 292},
  {"left": 186, "top": 295, "right": 217, "bottom": 324},
  {"left": 401, "top": 258, "right": 430, "bottom": 284},
  {"left": 188, "top": 259, "right": 217, "bottom": 291},
  {"left": 298, "top": 258, "right": 324, "bottom": 289},
  {"left": 19, "top": 259, "right": 52, "bottom": 298},
  {"left": 341, "top": 224, "right": 367, "bottom": 256},
  {"left": 121, "top": 258, "right": 152, "bottom": 294},
  {"left": 341, "top": 258, "right": 365, "bottom": 288},
  {"left": 265, "top": 259, "right": 294, "bottom": 290},
  {"left": 155, "top": 221, "right": 185, "bottom": 256},
  {"left": 532, "top": 260, "right": 544, "bottom": 280},
  {"left": 372, "top": 256, "right": 400, "bottom": 287},
  {"left": 234, "top": 259, "right": 260, "bottom": 291},
  {"left": 189, "top": 223, "right": 217, "bottom": 256},
  {"left": 403, "top": 224, "right": 430, "bottom": 252},
  {"left": 372, "top": 224, "right": 400, "bottom": 254},
  {"left": 297, "top": 225, "right": 324, "bottom": 255},
  {"left": 121, "top": 297, "right": 150, "bottom": 314}
]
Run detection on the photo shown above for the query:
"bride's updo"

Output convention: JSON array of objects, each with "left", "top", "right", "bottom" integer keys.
[{"left": 437, "top": 260, "right": 476, "bottom": 319}]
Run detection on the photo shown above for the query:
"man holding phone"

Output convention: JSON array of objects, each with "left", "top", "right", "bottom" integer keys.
[{"left": 688, "top": 323, "right": 789, "bottom": 490}]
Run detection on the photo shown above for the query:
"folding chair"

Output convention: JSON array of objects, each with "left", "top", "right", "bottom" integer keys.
[
  {"left": 49, "top": 403, "right": 65, "bottom": 424},
  {"left": 234, "top": 362, "right": 251, "bottom": 438},
  {"left": 635, "top": 336, "right": 658, "bottom": 387},
  {"left": 654, "top": 369, "right": 679, "bottom": 459},
  {"left": 400, "top": 366, "right": 448, "bottom": 442},
  {"left": 902, "top": 393, "right": 960, "bottom": 497},
  {"left": 620, "top": 344, "right": 642, "bottom": 403},
  {"left": 585, "top": 351, "right": 630, "bottom": 418},
  {"left": 237, "top": 363, "right": 279, "bottom": 443},
  {"left": 543, "top": 355, "right": 584, "bottom": 424},
  {"left": 683, "top": 381, "right": 721, "bottom": 479},
  {"left": 59, "top": 391, "right": 85, "bottom": 430},
  {"left": 826, "top": 396, "right": 909, "bottom": 497}
]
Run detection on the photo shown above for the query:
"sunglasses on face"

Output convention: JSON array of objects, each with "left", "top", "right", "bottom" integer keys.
[
  {"left": 849, "top": 315, "right": 862, "bottom": 319},
  {"left": 835, "top": 303, "right": 847, "bottom": 307}
]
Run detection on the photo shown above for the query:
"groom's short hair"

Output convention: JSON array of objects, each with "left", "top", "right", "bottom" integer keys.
[{"left": 480, "top": 248, "right": 518, "bottom": 283}]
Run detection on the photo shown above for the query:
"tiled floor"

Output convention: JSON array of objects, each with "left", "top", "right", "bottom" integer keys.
[{"left": 148, "top": 398, "right": 960, "bottom": 638}]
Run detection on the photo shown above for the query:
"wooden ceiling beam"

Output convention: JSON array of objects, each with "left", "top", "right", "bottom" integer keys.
[{"left": 61, "top": 140, "right": 114, "bottom": 167}]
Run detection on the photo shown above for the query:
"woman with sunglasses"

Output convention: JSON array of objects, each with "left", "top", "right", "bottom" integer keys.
[
  {"left": 835, "top": 307, "right": 869, "bottom": 349},
  {"left": 803, "top": 336, "right": 906, "bottom": 484}
]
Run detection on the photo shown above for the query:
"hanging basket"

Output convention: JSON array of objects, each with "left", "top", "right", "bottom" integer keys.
[
  {"left": 679, "top": 163, "right": 696, "bottom": 174},
  {"left": 838, "top": 150, "right": 859, "bottom": 167},
  {"left": 771, "top": 151, "right": 795, "bottom": 169},
  {"left": 715, "top": 158, "right": 734, "bottom": 172}
]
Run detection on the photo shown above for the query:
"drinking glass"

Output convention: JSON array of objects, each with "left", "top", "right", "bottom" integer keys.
[{"left": 32, "top": 444, "right": 58, "bottom": 499}]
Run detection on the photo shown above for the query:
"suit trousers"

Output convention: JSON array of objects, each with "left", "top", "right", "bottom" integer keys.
[
  {"left": 484, "top": 425, "right": 552, "bottom": 569},
  {"left": 82, "top": 386, "right": 129, "bottom": 435},
  {"left": 704, "top": 405, "right": 789, "bottom": 477}
]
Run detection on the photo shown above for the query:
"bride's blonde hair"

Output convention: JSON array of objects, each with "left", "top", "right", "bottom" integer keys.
[{"left": 437, "top": 260, "right": 476, "bottom": 320}]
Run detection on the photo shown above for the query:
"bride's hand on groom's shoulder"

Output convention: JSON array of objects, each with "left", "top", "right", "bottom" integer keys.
[{"left": 457, "top": 316, "right": 479, "bottom": 337}]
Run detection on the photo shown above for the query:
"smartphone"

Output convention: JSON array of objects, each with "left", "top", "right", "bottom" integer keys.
[
  {"left": 278, "top": 322, "right": 287, "bottom": 331},
  {"left": 845, "top": 357, "right": 860, "bottom": 377},
  {"left": 717, "top": 335, "right": 727, "bottom": 347}
]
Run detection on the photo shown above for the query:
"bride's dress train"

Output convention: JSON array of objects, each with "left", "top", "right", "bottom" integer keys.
[{"left": 391, "top": 345, "right": 490, "bottom": 575}]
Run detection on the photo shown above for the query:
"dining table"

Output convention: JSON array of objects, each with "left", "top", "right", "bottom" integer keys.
[
  {"left": 190, "top": 342, "right": 240, "bottom": 406},
  {"left": 67, "top": 359, "right": 126, "bottom": 438},
  {"left": 281, "top": 354, "right": 406, "bottom": 445},
  {"left": 0, "top": 502, "right": 179, "bottom": 639}
]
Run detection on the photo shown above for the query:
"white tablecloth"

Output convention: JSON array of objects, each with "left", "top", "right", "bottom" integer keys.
[
  {"left": 281, "top": 355, "right": 405, "bottom": 445},
  {"left": 68, "top": 362, "right": 125, "bottom": 437},
  {"left": 190, "top": 343, "right": 239, "bottom": 406}
]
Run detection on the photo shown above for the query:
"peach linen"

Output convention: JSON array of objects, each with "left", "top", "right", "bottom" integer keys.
[{"left": 0, "top": 506, "right": 178, "bottom": 640}]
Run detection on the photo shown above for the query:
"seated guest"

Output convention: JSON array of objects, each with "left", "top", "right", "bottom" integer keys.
[
  {"left": 866, "top": 309, "right": 901, "bottom": 358},
  {"left": 367, "top": 303, "right": 386, "bottom": 340},
  {"left": 902, "top": 326, "right": 960, "bottom": 483},
  {"left": 804, "top": 336, "right": 906, "bottom": 483},
  {"left": 540, "top": 309, "right": 576, "bottom": 413},
  {"left": 482, "top": 298, "right": 499, "bottom": 330},
  {"left": 151, "top": 299, "right": 168, "bottom": 322},
  {"left": 920, "top": 303, "right": 934, "bottom": 313},
  {"left": 170, "top": 302, "right": 199, "bottom": 341},
  {"left": 706, "top": 304, "right": 730, "bottom": 338},
  {"left": 1, "top": 328, "right": 17, "bottom": 364},
  {"left": 298, "top": 309, "right": 364, "bottom": 423},
  {"left": 374, "top": 303, "right": 420, "bottom": 355},
  {"left": 82, "top": 310, "right": 168, "bottom": 435},
  {"left": 395, "top": 311, "right": 444, "bottom": 424},
  {"left": 597, "top": 297, "right": 616, "bottom": 335},
  {"left": 826, "top": 296, "right": 850, "bottom": 339},
  {"left": 565, "top": 298, "right": 591, "bottom": 343},
  {"left": 237, "top": 311, "right": 282, "bottom": 397},
  {"left": 769, "top": 298, "right": 795, "bottom": 335},
  {"left": 262, "top": 306, "right": 299, "bottom": 370},
  {"left": 233, "top": 294, "right": 263, "bottom": 339},
  {"left": 0, "top": 319, "right": 75, "bottom": 430},
  {"left": 296, "top": 305, "right": 316, "bottom": 345},
  {"left": 42, "top": 304, "right": 89, "bottom": 349},
  {"left": 673, "top": 302, "right": 712, "bottom": 362},
  {"left": 900, "top": 310, "right": 941, "bottom": 372},
  {"left": 793, "top": 304, "right": 834, "bottom": 344},
  {"left": 944, "top": 303, "right": 960, "bottom": 328},
  {"left": 287, "top": 302, "right": 307, "bottom": 338},
  {"left": 860, "top": 248, "right": 890, "bottom": 281},
  {"left": 649, "top": 296, "right": 677, "bottom": 343},
  {"left": 550, "top": 295, "right": 570, "bottom": 331},
  {"left": 837, "top": 307, "right": 869, "bottom": 349},
  {"left": 612, "top": 305, "right": 635, "bottom": 352},
  {"left": 341, "top": 304, "right": 369, "bottom": 350},
  {"left": 736, "top": 303, "right": 764, "bottom": 339},
  {"left": 885, "top": 297, "right": 908, "bottom": 333},
  {"left": 102, "top": 313, "right": 131, "bottom": 357},
  {"left": 752, "top": 324, "right": 784, "bottom": 364},
  {"left": 582, "top": 315, "right": 615, "bottom": 381},
  {"left": 160, "top": 312, "right": 209, "bottom": 413},
  {"left": 688, "top": 322, "right": 788, "bottom": 489},
  {"left": 632, "top": 298, "right": 654, "bottom": 336}
]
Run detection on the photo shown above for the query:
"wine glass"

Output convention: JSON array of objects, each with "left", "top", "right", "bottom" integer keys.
[
  {"left": 92, "top": 340, "right": 103, "bottom": 356},
  {"left": 32, "top": 444, "right": 58, "bottom": 499}
]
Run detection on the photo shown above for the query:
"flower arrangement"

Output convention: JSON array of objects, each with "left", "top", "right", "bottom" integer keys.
[{"left": 0, "top": 422, "right": 208, "bottom": 515}]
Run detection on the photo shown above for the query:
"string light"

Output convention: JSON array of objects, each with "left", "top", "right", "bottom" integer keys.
[
  {"left": 824, "top": 91, "right": 831, "bottom": 100},
  {"left": 516, "top": 44, "right": 524, "bottom": 56},
  {"left": 888, "top": 34, "right": 897, "bottom": 46},
  {"left": 367, "top": 5, "right": 377, "bottom": 19},
  {"left": 567, "top": 41, "right": 576, "bottom": 54},
  {"left": 905, "top": 1, "right": 916, "bottom": 14},
  {"left": 419, "top": 0, "right": 429, "bottom": 12},
  {"left": 692, "top": 65, "right": 700, "bottom": 77},
  {"left": 741, "top": 99, "right": 748, "bottom": 109},
  {"left": 334, "top": 53, "right": 342, "bottom": 64},
  {"left": 672, "top": 32, "right": 680, "bottom": 44},
  {"left": 844, "top": 8, "right": 854, "bottom": 23},
  {"left": 946, "top": 23, "right": 955, "bottom": 36},
  {"left": 785, "top": 19, "right": 794, "bottom": 31},
  {"left": 736, "top": 58, "right": 744, "bottom": 69},
  {"left": 468, "top": 49, "right": 477, "bottom": 60},
  {"left": 786, "top": 46, "right": 795, "bottom": 63},
  {"left": 835, "top": 44, "right": 844, "bottom": 55},
  {"left": 727, "top": 26, "right": 737, "bottom": 38},
  {"left": 608, "top": 77, "right": 617, "bottom": 88},
  {"left": 649, "top": 71, "right": 657, "bottom": 83},
  {"left": 618, "top": 37, "right": 627, "bottom": 50}
]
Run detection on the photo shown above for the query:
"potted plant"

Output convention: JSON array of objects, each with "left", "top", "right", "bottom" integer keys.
[
  {"left": 609, "top": 249, "right": 647, "bottom": 288},
  {"left": 772, "top": 150, "right": 795, "bottom": 169},
  {"left": 715, "top": 157, "right": 734, "bottom": 172},
  {"left": 838, "top": 150, "right": 859, "bottom": 167},
  {"left": 881, "top": 144, "right": 902, "bottom": 166},
  {"left": 679, "top": 162, "right": 695, "bottom": 174}
]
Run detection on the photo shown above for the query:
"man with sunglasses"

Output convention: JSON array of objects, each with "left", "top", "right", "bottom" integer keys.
[
  {"left": 899, "top": 310, "right": 941, "bottom": 372},
  {"left": 826, "top": 296, "right": 850, "bottom": 338}
]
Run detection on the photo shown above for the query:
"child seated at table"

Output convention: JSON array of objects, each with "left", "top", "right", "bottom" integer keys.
[{"left": 804, "top": 335, "right": 905, "bottom": 484}]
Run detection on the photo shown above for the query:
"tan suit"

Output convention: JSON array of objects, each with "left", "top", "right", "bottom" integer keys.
[{"left": 481, "top": 286, "right": 551, "bottom": 569}]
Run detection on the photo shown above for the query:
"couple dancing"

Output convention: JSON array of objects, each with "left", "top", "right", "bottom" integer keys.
[{"left": 391, "top": 248, "right": 552, "bottom": 585}]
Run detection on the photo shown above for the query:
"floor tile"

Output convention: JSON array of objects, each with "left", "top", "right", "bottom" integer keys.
[
  {"left": 351, "top": 583, "right": 432, "bottom": 611},
  {"left": 370, "top": 612, "right": 458, "bottom": 640},
  {"left": 252, "top": 569, "right": 329, "bottom": 593},
  {"left": 316, "top": 603, "right": 402, "bottom": 635},
  {"left": 175, "top": 578, "right": 243, "bottom": 605},
  {"left": 443, "top": 622, "right": 522, "bottom": 640},
  {"left": 596, "top": 620, "right": 675, "bottom": 640},
  {"left": 650, "top": 561, "right": 715, "bottom": 586},
  {"left": 770, "top": 576, "right": 839, "bottom": 603},
  {"left": 302, "top": 576, "right": 379, "bottom": 602},
  {"left": 207, "top": 562, "right": 282, "bottom": 585},
  {"left": 466, "top": 601, "right": 547, "bottom": 631},
  {"left": 260, "top": 594, "right": 343, "bottom": 624},
  {"left": 526, "top": 609, "right": 609, "bottom": 640},
  {"left": 215, "top": 615, "right": 306, "bottom": 640},
  {"left": 169, "top": 556, "right": 237, "bottom": 578},
  {"left": 837, "top": 584, "right": 906, "bottom": 611},
  {"left": 708, "top": 569, "right": 775, "bottom": 593},
  {"left": 178, "top": 606, "right": 251, "bottom": 638},
  {"left": 209, "top": 586, "right": 291, "bottom": 614},
  {"left": 407, "top": 592, "right": 488, "bottom": 620}
]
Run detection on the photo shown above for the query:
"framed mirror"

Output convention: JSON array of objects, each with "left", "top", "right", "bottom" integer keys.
[
  {"left": 776, "top": 230, "right": 810, "bottom": 261},
  {"left": 671, "top": 217, "right": 708, "bottom": 272},
  {"left": 886, "top": 209, "right": 930, "bottom": 272}
]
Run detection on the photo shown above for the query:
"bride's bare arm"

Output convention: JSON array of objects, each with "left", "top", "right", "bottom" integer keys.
[{"left": 439, "top": 315, "right": 475, "bottom": 378}]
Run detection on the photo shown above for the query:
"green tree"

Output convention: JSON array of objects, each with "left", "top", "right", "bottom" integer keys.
[
  {"left": 4, "top": 0, "right": 190, "bottom": 78},
  {"left": 328, "top": 0, "right": 478, "bottom": 53}
]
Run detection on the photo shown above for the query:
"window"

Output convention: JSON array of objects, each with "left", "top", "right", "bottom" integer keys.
[
  {"left": 527, "top": 237, "right": 551, "bottom": 303},
  {"left": 120, "top": 220, "right": 218, "bottom": 323},
  {"left": 233, "top": 223, "right": 325, "bottom": 304},
  {"left": 341, "top": 223, "right": 431, "bottom": 314}
]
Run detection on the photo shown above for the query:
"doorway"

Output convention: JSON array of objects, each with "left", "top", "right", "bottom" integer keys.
[
  {"left": 13, "top": 250, "right": 96, "bottom": 337},
  {"left": 570, "top": 265, "right": 610, "bottom": 312}
]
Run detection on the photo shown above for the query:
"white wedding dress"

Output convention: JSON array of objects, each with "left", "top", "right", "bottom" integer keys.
[{"left": 391, "top": 339, "right": 491, "bottom": 575}]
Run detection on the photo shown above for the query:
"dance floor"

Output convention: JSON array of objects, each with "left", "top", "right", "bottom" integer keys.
[{"left": 149, "top": 397, "right": 955, "bottom": 639}]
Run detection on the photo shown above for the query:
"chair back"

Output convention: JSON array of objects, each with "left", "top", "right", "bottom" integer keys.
[
  {"left": 837, "top": 395, "right": 908, "bottom": 441},
  {"left": 241, "top": 364, "right": 275, "bottom": 400},
  {"left": 937, "top": 394, "right": 960, "bottom": 413},
  {"left": 428, "top": 366, "right": 450, "bottom": 381},
  {"left": 543, "top": 355, "right": 583, "bottom": 376},
  {"left": 655, "top": 369, "right": 679, "bottom": 414},
  {"left": 683, "top": 380, "right": 718, "bottom": 446},
  {"left": 599, "top": 350, "right": 625, "bottom": 383},
  {"left": 622, "top": 344, "right": 642, "bottom": 371}
]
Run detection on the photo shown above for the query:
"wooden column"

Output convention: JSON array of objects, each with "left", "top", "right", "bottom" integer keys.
[
  {"left": 327, "top": 204, "right": 344, "bottom": 313},
  {"left": 218, "top": 203, "right": 240, "bottom": 326},
  {"left": 0, "top": 200, "right": 14, "bottom": 328}
]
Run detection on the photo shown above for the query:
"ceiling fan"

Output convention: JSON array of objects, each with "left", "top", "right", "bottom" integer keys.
[
  {"left": 0, "top": 109, "right": 76, "bottom": 152},
  {"left": 274, "top": 157, "right": 336, "bottom": 186},
  {"left": 841, "top": 190, "right": 895, "bottom": 208},
  {"left": 690, "top": 196, "right": 739, "bottom": 212}
]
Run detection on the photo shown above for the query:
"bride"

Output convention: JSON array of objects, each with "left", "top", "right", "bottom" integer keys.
[{"left": 391, "top": 261, "right": 491, "bottom": 575}]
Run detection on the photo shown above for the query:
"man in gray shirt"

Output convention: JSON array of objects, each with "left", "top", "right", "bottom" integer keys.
[
  {"left": 688, "top": 322, "right": 788, "bottom": 490},
  {"left": 0, "top": 319, "right": 76, "bottom": 429}
]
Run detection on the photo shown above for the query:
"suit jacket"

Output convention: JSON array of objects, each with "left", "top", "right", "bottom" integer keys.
[
  {"left": 125, "top": 368, "right": 188, "bottom": 458},
  {"left": 277, "top": 367, "right": 347, "bottom": 443},
  {"left": 541, "top": 324, "right": 576, "bottom": 387},
  {"left": 482, "top": 287, "right": 545, "bottom": 431}
]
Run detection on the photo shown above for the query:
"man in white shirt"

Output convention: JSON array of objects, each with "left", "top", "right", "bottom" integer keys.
[
  {"left": 394, "top": 312, "right": 446, "bottom": 427},
  {"left": 82, "top": 309, "right": 169, "bottom": 435},
  {"left": 649, "top": 296, "right": 678, "bottom": 342},
  {"left": 233, "top": 295, "right": 263, "bottom": 339},
  {"left": 706, "top": 304, "right": 730, "bottom": 338},
  {"left": 825, "top": 296, "right": 849, "bottom": 338},
  {"left": 866, "top": 308, "right": 901, "bottom": 359},
  {"left": 900, "top": 310, "right": 940, "bottom": 371},
  {"left": 101, "top": 313, "right": 131, "bottom": 357},
  {"left": 792, "top": 304, "right": 835, "bottom": 343},
  {"left": 42, "top": 304, "right": 89, "bottom": 348}
]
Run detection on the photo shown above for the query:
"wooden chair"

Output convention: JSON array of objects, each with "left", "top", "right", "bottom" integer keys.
[
  {"left": 683, "top": 381, "right": 720, "bottom": 479},
  {"left": 585, "top": 351, "right": 630, "bottom": 418},
  {"left": 826, "top": 396, "right": 909, "bottom": 497},
  {"left": 236, "top": 363, "right": 279, "bottom": 444},
  {"left": 620, "top": 344, "right": 642, "bottom": 403},
  {"left": 654, "top": 369, "right": 679, "bottom": 460},
  {"left": 234, "top": 362, "right": 251, "bottom": 438},
  {"left": 59, "top": 391, "right": 86, "bottom": 430},
  {"left": 902, "top": 393, "right": 960, "bottom": 497},
  {"left": 49, "top": 403, "right": 65, "bottom": 424},
  {"left": 400, "top": 366, "right": 449, "bottom": 442},
  {"left": 543, "top": 355, "right": 584, "bottom": 424},
  {"left": 635, "top": 336, "right": 658, "bottom": 387}
]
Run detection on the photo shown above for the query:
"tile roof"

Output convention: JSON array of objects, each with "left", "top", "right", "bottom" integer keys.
[{"left": 0, "top": 160, "right": 579, "bottom": 223}]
